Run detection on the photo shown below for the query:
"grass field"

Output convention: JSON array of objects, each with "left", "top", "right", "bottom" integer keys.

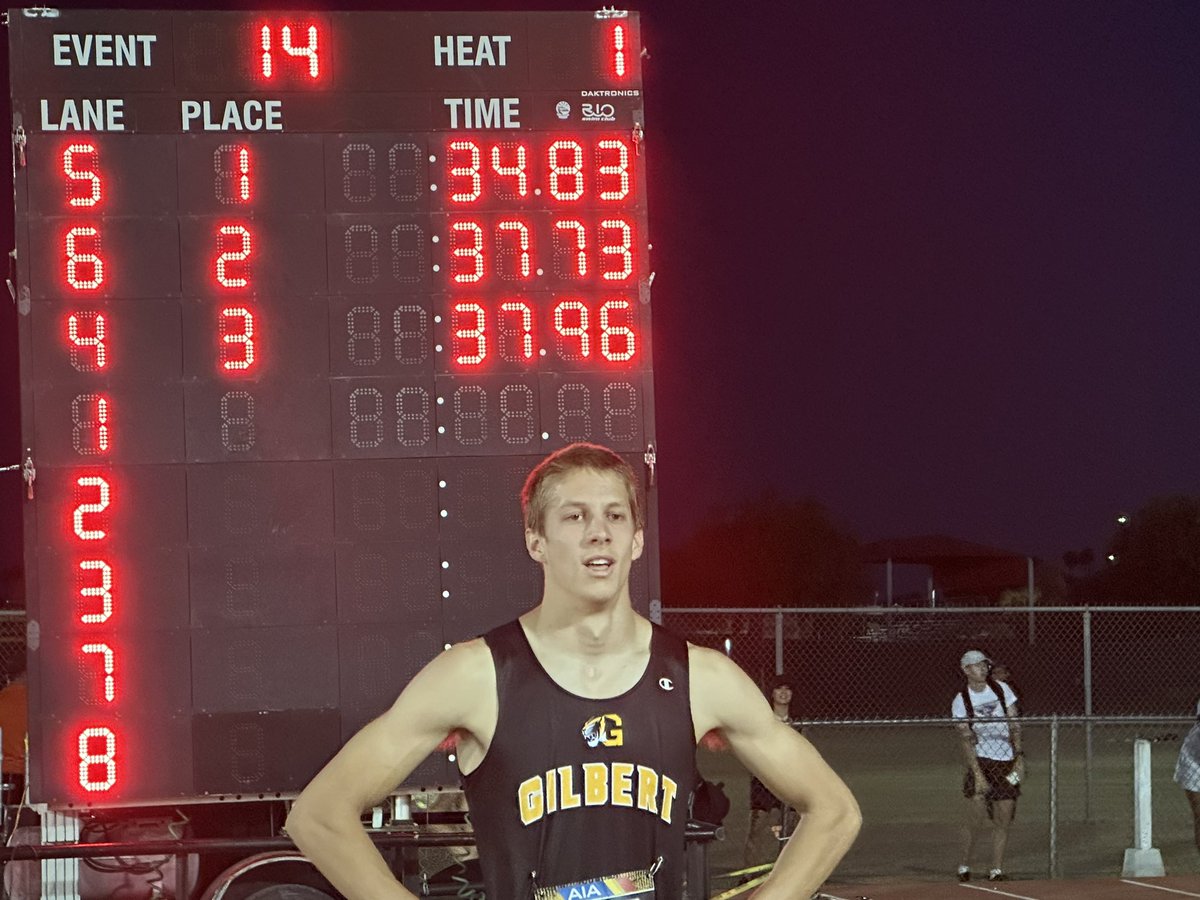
[{"left": 697, "top": 722, "right": 1199, "bottom": 886}]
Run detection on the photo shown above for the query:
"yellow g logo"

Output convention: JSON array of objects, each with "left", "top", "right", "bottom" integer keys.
[{"left": 581, "top": 713, "right": 623, "bottom": 748}]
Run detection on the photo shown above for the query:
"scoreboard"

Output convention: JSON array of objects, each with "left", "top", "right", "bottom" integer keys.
[{"left": 8, "top": 9, "right": 657, "bottom": 807}]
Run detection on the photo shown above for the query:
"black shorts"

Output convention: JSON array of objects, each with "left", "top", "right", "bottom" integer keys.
[{"left": 962, "top": 757, "right": 1021, "bottom": 803}]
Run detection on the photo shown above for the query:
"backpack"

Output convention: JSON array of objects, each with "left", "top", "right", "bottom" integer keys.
[
  {"left": 690, "top": 776, "right": 730, "bottom": 825},
  {"left": 960, "top": 677, "right": 1016, "bottom": 750}
]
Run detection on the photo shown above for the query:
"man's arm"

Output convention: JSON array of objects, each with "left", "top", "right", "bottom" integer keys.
[
  {"left": 285, "top": 640, "right": 496, "bottom": 900},
  {"left": 955, "top": 723, "right": 985, "bottom": 790},
  {"left": 689, "top": 647, "right": 861, "bottom": 900},
  {"left": 1000, "top": 685, "right": 1022, "bottom": 754},
  {"left": 951, "top": 696, "right": 984, "bottom": 788}
]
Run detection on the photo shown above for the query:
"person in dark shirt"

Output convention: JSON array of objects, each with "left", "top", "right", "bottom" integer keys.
[
  {"left": 744, "top": 675, "right": 795, "bottom": 868},
  {"left": 288, "top": 443, "right": 860, "bottom": 900}
]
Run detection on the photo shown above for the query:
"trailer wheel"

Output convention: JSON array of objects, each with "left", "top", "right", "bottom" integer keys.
[
  {"left": 242, "top": 887, "right": 334, "bottom": 900},
  {"left": 196, "top": 853, "right": 336, "bottom": 900}
]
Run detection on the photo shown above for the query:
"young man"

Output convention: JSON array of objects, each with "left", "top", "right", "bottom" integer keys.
[
  {"left": 951, "top": 649, "right": 1022, "bottom": 883},
  {"left": 287, "top": 443, "right": 861, "bottom": 900}
]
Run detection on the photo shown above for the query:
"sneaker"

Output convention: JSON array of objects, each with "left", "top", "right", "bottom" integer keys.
[
  {"left": 988, "top": 869, "right": 1007, "bottom": 881},
  {"left": 957, "top": 866, "right": 971, "bottom": 882}
]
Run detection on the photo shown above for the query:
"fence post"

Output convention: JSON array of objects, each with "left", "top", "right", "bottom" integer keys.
[
  {"left": 1083, "top": 608, "right": 1094, "bottom": 821},
  {"left": 774, "top": 610, "right": 784, "bottom": 676},
  {"left": 1121, "top": 739, "right": 1166, "bottom": 876},
  {"left": 1026, "top": 557, "right": 1036, "bottom": 645},
  {"left": 1049, "top": 714, "right": 1058, "bottom": 878}
]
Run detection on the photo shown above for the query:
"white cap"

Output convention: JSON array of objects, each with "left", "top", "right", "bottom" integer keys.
[{"left": 961, "top": 649, "right": 989, "bottom": 668}]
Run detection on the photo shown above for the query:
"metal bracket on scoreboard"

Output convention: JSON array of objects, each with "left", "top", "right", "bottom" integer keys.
[
  {"left": 6, "top": 249, "right": 16, "bottom": 302},
  {"left": 593, "top": 8, "right": 629, "bottom": 19},
  {"left": 2, "top": 451, "right": 36, "bottom": 499},
  {"left": 22, "top": 450, "right": 36, "bottom": 499},
  {"left": 19, "top": 7, "right": 61, "bottom": 19},
  {"left": 13, "top": 123, "right": 26, "bottom": 168},
  {"left": 643, "top": 442, "right": 656, "bottom": 486}
]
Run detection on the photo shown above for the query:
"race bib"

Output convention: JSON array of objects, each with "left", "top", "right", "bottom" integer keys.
[{"left": 533, "top": 869, "right": 655, "bottom": 900}]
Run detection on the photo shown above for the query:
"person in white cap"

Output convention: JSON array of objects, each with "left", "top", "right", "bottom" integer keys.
[{"left": 950, "top": 649, "right": 1022, "bottom": 882}]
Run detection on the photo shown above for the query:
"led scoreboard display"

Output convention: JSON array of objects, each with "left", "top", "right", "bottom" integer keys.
[{"left": 9, "top": 9, "right": 657, "bottom": 806}]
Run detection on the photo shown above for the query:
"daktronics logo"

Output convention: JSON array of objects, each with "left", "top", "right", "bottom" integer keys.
[{"left": 581, "top": 102, "right": 616, "bottom": 123}]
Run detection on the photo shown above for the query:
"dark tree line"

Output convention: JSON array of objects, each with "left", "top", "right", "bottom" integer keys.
[
  {"left": 1076, "top": 495, "right": 1200, "bottom": 605},
  {"left": 660, "top": 493, "right": 869, "bottom": 608}
]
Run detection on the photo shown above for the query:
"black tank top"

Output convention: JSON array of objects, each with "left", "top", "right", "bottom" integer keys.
[{"left": 462, "top": 619, "right": 695, "bottom": 900}]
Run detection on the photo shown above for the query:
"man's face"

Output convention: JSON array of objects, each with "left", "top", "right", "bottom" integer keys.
[
  {"left": 963, "top": 661, "right": 990, "bottom": 684},
  {"left": 772, "top": 684, "right": 793, "bottom": 706},
  {"left": 525, "top": 468, "right": 644, "bottom": 604}
]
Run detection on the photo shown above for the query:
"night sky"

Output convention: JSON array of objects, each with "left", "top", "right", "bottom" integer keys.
[{"left": 2, "top": 1, "right": 1199, "bottom": 587}]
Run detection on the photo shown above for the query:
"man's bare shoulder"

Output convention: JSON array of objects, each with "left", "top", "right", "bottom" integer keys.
[
  {"left": 378, "top": 636, "right": 497, "bottom": 741},
  {"left": 686, "top": 643, "right": 765, "bottom": 734},
  {"left": 686, "top": 642, "right": 741, "bottom": 682},
  {"left": 415, "top": 637, "right": 494, "bottom": 696}
]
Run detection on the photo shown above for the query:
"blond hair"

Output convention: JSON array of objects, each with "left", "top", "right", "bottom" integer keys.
[{"left": 521, "top": 443, "right": 644, "bottom": 534}]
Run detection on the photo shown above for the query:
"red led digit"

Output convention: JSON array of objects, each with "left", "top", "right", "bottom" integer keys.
[
  {"left": 448, "top": 140, "right": 482, "bottom": 203},
  {"left": 499, "top": 300, "right": 535, "bottom": 361},
  {"left": 553, "top": 220, "right": 588, "bottom": 278},
  {"left": 282, "top": 25, "right": 320, "bottom": 76},
  {"left": 78, "top": 726, "right": 117, "bottom": 791},
  {"left": 220, "top": 307, "right": 256, "bottom": 371},
  {"left": 259, "top": 25, "right": 272, "bottom": 76},
  {"left": 548, "top": 141, "right": 584, "bottom": 201},
  {"left": 78, "top": 560, "right": 113, "bottom": 624},
  {"left": 67, "top": 312, "right": 107, "bottom": 371},
  {"left": 71, "top": 393, "right": 110, "bottom": 455},
  {"left": 62, "top": 143, "right": 102, "bottom": 208},
  {"left": 82, "top": 642, "right": 116, "bottom": 702},
  {"left": 214, "top": 144, "right": 252, "bottom": 204},
  {"left": 65, "top": 226, "right": 104, "bottom": 290},
  {"left": 496, "top": 219, "right": 532, "bottom": 280},
  {"left": 599, "top": 218, "right": 634, "bottom": 281},
  {"left": 490, "top": 142, "right": 529, "bottom": 198},
  {"left": 607, "top": 22, "right": 629, "bottom": 80},
  {"left": 596, "top": 140, "right": 631, "bottom": 201},
  {"left": 260, "top": 23, "right": 320, "bottom": 79},
  {"left": 73, "top": 476, "right": 110, "bottom": 541},
  {"left": 554, "top": 299, "right": 591, "bottom": 358},
  {"left": 450, "top": 220, "right": 485, "bottom": 284},
  {"left": 600, "top": 299, "right": 636, "bottom": 361},
  {"left": 452, "top": 301, "right": 487, "bottom": 365},
  {"left": 216, "top": 224, "right": 252, "bottom": 288}
]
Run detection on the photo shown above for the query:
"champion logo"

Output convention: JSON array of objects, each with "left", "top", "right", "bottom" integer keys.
[{"left": 658, "top": 677, "right": 674, "bottom": 691}]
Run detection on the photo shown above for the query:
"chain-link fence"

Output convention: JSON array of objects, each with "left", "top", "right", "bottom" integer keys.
[
  {"left": 663, "top": 606, "right": 1200, "bottom": 883},
  {"left": 660, "top": 606, "right": 1200, "bottom": 717}
]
